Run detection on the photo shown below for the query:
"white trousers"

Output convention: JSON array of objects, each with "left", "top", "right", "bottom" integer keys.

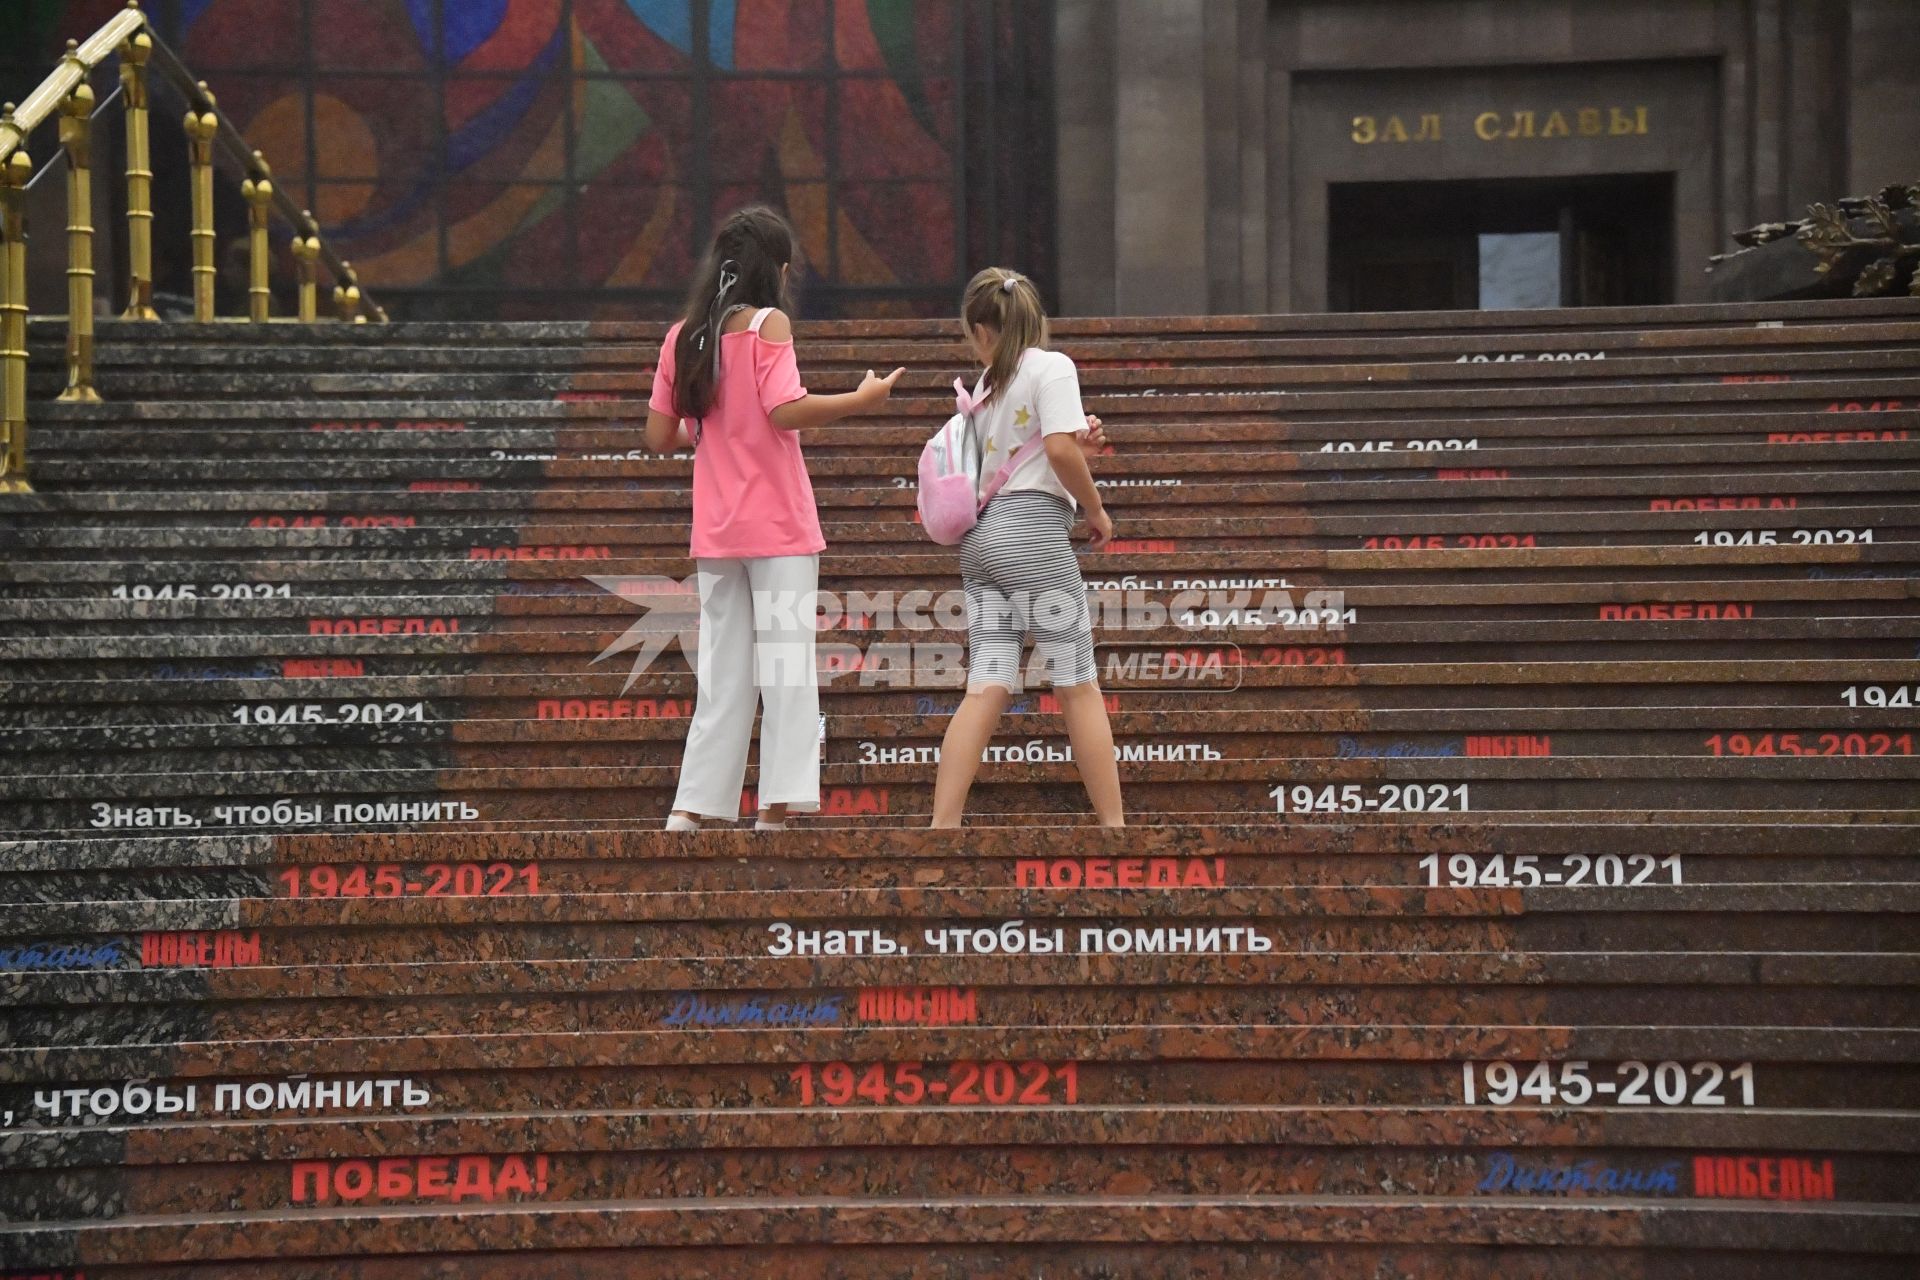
[{"left": 670, "top": 554, "right": 821, "bottom": 818}]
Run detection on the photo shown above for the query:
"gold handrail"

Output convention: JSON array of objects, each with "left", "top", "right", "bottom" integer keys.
[
  {"left": 0, "top": 0, "right": 385, "bottom": 494},
  {"left": 144, "top": 32, "right": 384, "bottom": 324},
  {"left": 0, "top": 8, "right": 145, "bottom": 164}
]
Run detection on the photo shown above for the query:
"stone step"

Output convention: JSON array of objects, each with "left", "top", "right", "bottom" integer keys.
[
  {"left": 6, "top": 865, "right": 1915, "bottom": 946},
  {"left": 36, "top": 317, "right": 1920, "bottom": 369},
  {"left": 24, "top": 444, "right": 1920, "bottom": 493},
  {"left": 4, "top": 602, "right": 1910, "bottom": 637},
  {"left": 7, "top": 640, "right": 1912, "bottom": 690},
  {"left": 2, "top": 1030, "right": 1910, "bottom": 1134},
  {"left": 10, "top": 469, "right": 1911, "bottom": 517},
  {"left": 3, "top": 636, "right": 1911, "bottom": 693},
  {"left": 0, "top": 1244, "right": 1903, "bottom": 1280},
  {"left": 10, "top": 505, "right": 1916, "bottom": 555},
  {"left": 46, "top": 338, "right": 1915, "bottom": 381},
  {"left": 4, "top": 571, "right": 1913, "bottom": 607},
  {"left": 8, "top": 484, "right": 1895, "bottom": 519},
  {"left": 12, "top": 588, "right": 1904, "bottom": 631},
  {"left": 7, "top": 540, "right": 1916, "bottom": 582},
  {"left": 10, "top": 849, "right": 1915, "bottom": 922},
  {"left": 27, "top": 294, "right": 1920, "bottom": 343},
  {"left": 5, "top": 706, "right": 1916, "bottom": 766},
  {"left": 15, "top": 1102, "right": 1902, "bottom": 1167},
  {"left": 11, "top": 723, "right": 1917, "bottom": 779},
  {"left": 2, "top": 1021, "right": 1913, "bottom": 1121},
  {"left": 26, "top": 435, "right": 1920, "bottom": 482},
  {"left": 29, "top": 346, "right": 1920, "bottom": 403},
  {"left": 4, "top": 795, "right": 1918, "bottom": 843},
  {"left": 30, "top": 325, "right": 1908, "bottom": 367},
  {"left": 2, "top": 529, "right": 1910, "bottom": 561},
  {"left": 5, "top": 823, "right": 1912, "bottom": 898},
  {"left": 2, "top": 1195, "right": 1914, "bottom": 1274},
  {"left": 28, "top": 400, "right": 1916, "bottom": 435},
  {"left": 31, "top": 374, "right": 1920, "bottom": 425},
  {"left": 8, "top": 299, "right": 1918, "bottom": 1275},
  {"left": 20, "top": 409, "right": 1920, "bottom": 465},
  {"left": 16, "top": 897, "right": 1914, "bottom": 968},
  {"left": 306, "top": 558, "right": 1915, "bottom": 598},
  {"left": 6, "top": 818, "right": 1910, "bottom": 867},
  {"left": 11, "top": 947, "right": 1918, "bottom": 1009},
  {"left": 4, "top": 1002, "right": 1911, "bottom": 1083},
  {"left": 22, "top": 410, "right": 1912, "bottom": 460},
  {"left": 7, "top": 759, "right": 1920, "bottom": 835},
  {"left": 8, "top": 610, "right": 1910, "bottom": 655},
  {"left": 6, "top": 1113, "right": 1913, "bottom": 1223},
  {"left": 9, "top": 658, "right": 1915, "bottom": 720}
]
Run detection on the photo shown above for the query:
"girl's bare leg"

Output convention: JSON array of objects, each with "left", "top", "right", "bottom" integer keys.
[
  {"left": 930, "top": 685, "right": 1013, "bottom": 827},
  {"left": 1056, "top": 682, "right": 1124, "bottom": 826}
]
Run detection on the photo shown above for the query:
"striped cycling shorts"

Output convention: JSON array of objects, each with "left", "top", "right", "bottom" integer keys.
[{"left": 959, "top": 490, "right": 1098, "bottom": 692}]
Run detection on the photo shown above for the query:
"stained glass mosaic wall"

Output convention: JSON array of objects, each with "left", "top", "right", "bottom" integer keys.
[{"left": 1, "top": 0, "right": 1053, "bottom": 318}]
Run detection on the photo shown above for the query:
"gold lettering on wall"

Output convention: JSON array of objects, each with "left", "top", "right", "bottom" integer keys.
[{"left": 1357, "top": 105, "right": 1650, "bottom": 145}]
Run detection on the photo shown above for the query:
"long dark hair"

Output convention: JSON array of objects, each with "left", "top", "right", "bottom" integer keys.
[{"left": 672, "top": 205, "right": 796, "bottom": 422}]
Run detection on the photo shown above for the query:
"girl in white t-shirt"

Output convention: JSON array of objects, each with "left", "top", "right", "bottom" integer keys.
[{"left": 930, "top": 268, "right": 1125, "bottom": 828}]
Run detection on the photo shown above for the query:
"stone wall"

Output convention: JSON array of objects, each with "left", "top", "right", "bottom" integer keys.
[{"left": 1056, "top": 0, "right": 1920, "bottom": 315}]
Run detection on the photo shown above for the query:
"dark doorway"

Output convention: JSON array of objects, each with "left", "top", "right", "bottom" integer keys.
[{"left": 1328, "top": 174, "right": 1674, "bottom": 312}]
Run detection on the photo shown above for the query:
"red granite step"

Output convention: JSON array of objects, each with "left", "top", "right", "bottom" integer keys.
[
  {"left": 27, "top": 404, "right": 1920, "bottom": 460},
  {"left": 45, "top": 315, "right": 1920, "bottom": 368},
  {"left": 0, "top": 1240, "right": 1912, "bottom": 1279},
  {"left": 2, "top": 1191, "right": 1916, "bottom": 1273},
  {"left": 12, "top": 468, "right": 1915, "bottom": 522},
  {"left": 5, "top": 302, "right": 1919, "bottom": 1273},
  {"left": 6, "top": 1109, "right": 1913, "bottom": 1222},
  {"left": 30, "top": 293, "right": 1915, "bottom": 340},
  {"left": 31, "top": 346, "right": 1920, "bottom": 406}
]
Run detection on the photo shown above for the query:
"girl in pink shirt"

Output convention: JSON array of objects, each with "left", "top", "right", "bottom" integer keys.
[{"left": 644, "top": 206, "right": 903, "bottom": 831}]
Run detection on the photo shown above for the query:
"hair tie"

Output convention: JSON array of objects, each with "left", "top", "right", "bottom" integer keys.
[
  {"left": 703, "top": 259, "right": 744, "bottom": 384},
  {"left": 1000, "top": 275, "right": 1019, "bottom": 293}
]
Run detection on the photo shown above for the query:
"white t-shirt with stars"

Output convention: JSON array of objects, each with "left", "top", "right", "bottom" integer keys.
[{"left": 968, "top": 346, "right": 1086, "bottom": 510}]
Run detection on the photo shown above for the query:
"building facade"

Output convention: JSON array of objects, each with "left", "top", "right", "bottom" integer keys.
[
  {"left": 3, "top": 0, "right": 1916, "bottom": 318},
  {"left": 1056, "top": 0, "right": 1920, "bottom": 314},
  {"left": 2, "top": 0, "right": 1049, "bottom": 320}
]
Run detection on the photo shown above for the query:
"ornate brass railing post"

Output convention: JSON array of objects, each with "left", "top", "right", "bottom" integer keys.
[
  {"left": 0, "top": 117, "right": 31, "bottom": 491},
  {"left": 184, "top": 84, "right": 218, "bottom": 322},
  {"left": 0, "top": 6, "right": 390, "bottom": 493},
  {"left": 56, "top": 43, "right": 101, "bottom": 403},
  {"left": 292, "top": 212, "right": 321, "bottom": 323},
  {"left": 334, "top": 262, "right": 363, "bottom": 323},
  {"left": 118, "top": 15, "right": 156, "bottom": 320},
  {"left": 241, "top": 152, "right": 272, "bottom": 322}
]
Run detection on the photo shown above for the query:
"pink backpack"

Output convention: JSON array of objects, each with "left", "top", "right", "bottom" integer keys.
[{"left": 917, "top": 377, "right": 1046, "bottom": 545}]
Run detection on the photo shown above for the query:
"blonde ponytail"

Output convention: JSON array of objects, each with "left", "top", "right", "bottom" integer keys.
[{"left": 961, "top": 268, "right": 1049, "bottom": 405}]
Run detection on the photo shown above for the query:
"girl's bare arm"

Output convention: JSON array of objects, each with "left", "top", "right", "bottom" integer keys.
[
  {"left": 643, "top": 411, "right": 694, "bottom": 453},
  {"left": 768, "top": 371, "right": 904, "bottom": 431},
  {"left": 752, "top": 310, "right": 905, "bottom": 430}
]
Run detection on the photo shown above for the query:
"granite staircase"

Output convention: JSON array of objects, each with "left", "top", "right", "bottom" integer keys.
[{"left": 1, "top": 298, "right": 1917, "bottom": 1275}]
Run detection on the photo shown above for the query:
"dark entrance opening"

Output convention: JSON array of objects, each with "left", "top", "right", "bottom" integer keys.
[{"left": 1328, "top": 174, "right": 1674, "bottom": 312}]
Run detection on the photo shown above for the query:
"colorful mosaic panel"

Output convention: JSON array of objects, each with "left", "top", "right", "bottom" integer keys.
[{"left": 5, "top": 0, "right": 1040, "bottom": 318}]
